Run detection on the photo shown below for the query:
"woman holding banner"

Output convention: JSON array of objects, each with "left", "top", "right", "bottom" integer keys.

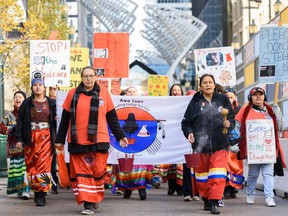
[
  {"left": 181, "top": 74, "right": 234, "bottom": 214},
  {"left": 233, "top": 86, "right": 286, "bottom": 207},
  {"left": 55, "top": 66, "right": 128, "bottom": 215}
]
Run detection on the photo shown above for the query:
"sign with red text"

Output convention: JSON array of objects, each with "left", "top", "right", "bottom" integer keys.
[
  {"left": 147, "top": 75, "right": 169, "bottom": 96},
  {"left": 30, "top": 40, "right": 70, "bottom": 87},
  {"left": 246, "top": 119, "right": 276, "bottom": 164},
  {"left": 93, "top": 32, "right": 129, "bottom": 78},
  {"left": 58, "top": 47, "right": 89, "bottom": 91},
  {"left": 194, "top": 46, "right": 236, "bottom": 86}
]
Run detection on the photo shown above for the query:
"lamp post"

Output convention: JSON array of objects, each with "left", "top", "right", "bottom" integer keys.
[
  {"left": 249, "top": 19, "right": 258, "bottom": 37},
  {"left": 274, "top": 0, "right": 284, "bottom": 15},
  {"left": 69, "top": 20, "right": 76, "bottom": 47}
]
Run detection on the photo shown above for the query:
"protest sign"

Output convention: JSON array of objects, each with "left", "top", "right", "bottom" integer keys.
[
  {"left": 30, "top": 40, "right": 70, "bottom": 87},
  {"left": 194, "top": 46, "right": 236, "bottom": 86},
  {"left": 246, "top": 119, "right": 276, "bottom": 164}
]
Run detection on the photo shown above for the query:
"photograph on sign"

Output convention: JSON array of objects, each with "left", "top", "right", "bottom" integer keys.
[
  {"left": 258, "top": 26, "right": 288, "bottom": 83},
  {"left": 194, "top": 46, "right": 236, "bottom": 86},
  {"left": 246, "top": 119, "right": 276, "bottom": 164},
  {"left": 259, "top": 65, "right": 275, "bottom": 77}
]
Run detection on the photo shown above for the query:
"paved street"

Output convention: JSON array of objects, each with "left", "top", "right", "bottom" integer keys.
[{"left": 0, "top": 178, "right": 288, "bottom": 216}]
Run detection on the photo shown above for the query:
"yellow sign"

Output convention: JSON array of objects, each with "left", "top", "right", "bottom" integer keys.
[
  {"left": 58, "top": 47, "right": 89, "bottom": 91},
  {"left": 147, "top": 75, "right": 169, "bottom": 96}
]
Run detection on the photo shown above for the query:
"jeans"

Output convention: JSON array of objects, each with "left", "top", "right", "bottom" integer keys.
[{"left": 246, "top": 163, "right": 274, "bottom": 198}]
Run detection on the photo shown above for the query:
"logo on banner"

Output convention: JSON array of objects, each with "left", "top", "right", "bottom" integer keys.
[{"left": 109, "top": 103, "right": 166, "bottom": 155}]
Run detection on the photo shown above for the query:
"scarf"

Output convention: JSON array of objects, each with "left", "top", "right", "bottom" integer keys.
[
  {"left": 70, "top": 82, "right": 100, "bottom": 144},
  {"left": 239, "top": 102, "right": 286, "bottom": 175}
]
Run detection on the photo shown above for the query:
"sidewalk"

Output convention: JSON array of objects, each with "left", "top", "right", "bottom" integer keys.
[{"left": 0, "top": 177, "right": 6, "bottom": 191}]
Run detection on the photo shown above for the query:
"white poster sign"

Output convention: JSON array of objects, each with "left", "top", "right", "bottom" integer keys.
[
  {"left": 56, "top": 91, "right": 192, "bottom": 164},
  {"left": 194, "top": 46, "right": 236, "bottom": 86},
  {"left": 30, "top": 40, "right": 70, "bottom": 87},
  {"left": 246, "top": 119, "right": 276, "bottom": 164}
]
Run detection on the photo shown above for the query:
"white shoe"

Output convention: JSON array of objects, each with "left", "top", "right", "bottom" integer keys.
[
  {"left": 265, "top": 197, "right": 276, "bottom": 207},
  {"left": 192, "top": 195, "right": 200, "bottom": 201},
  {"left": 246, "top": 195, "right": 255, "bottom": 204},
  {"left": 183, "top": 195, "right": 192, "bottom": 201},
  {"left": 218, "top": 199, "right": 225, "bottom": 207},
  {"left": 81, "top": 209, "right": 94, "bottom": 215},
  {"left": 22, "top": 192, "right": 30, "bottom": 200}
]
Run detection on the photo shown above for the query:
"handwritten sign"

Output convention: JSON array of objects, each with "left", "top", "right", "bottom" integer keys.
[
  {"left": 259, "top": 26, "right": 288, "bottom": 82},
  {"left": 30, "top": 40, "right": 70, "bottom": 87},
  {"left": 147, "top": 75, "right": 168, "bottom": 96},
  {"left": 246, "top": 119, "right": 276, "bottom": 164},
  {"left": 93, "top": 32, "right": 129, "bottom": 78},
  {"left": 58, "top": 48, "right": 89, "bottom": 91},
  {"left": 194, "top": 46, "right": 236, "bottom": 86}
]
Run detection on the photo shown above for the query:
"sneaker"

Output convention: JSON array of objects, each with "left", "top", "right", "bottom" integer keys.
[
  {"left": 218, "top": 199, "right": 225, "bottom": 207},
  {"left": 246, "top": 195, "right": 255, "bottom": 204},
  {"left": 116, "top": 189, "right": 123, "bottom": 195},
  {"left": 265, "top": 197, "right": 276, "bottom": 207},
  {"left": 154, "top": 181, "right": 161, "bottom": 189},
  {"left": 22, "top": 192, "right": 30, "bottom": 200},
  {"left": 81, "top": 209, "right": 94, "bottom": 215},
  {"left": 192, "top": 195, "right": 200, "bottom": 201},
  {"left": 183, "top": 195, "right": 192, "bottom": 201}
]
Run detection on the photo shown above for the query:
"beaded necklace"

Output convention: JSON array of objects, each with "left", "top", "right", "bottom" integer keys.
[{"left": 33, "top": 98, "right": 46, "bottom": 113}]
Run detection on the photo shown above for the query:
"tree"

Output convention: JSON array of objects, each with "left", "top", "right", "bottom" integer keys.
[{"left": 0, "top": 0, "right": 70, "bottom": 92}]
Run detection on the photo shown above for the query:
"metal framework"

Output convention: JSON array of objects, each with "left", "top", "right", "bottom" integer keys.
[
  {"left": 79, "top": 0, "right": 138, "bottom": 34},
  {"left": 136, "top": 50, "right": 168, "bottom": 65},
  {"left": 138, "top": 4, "right": 207, "bottom": 85}
]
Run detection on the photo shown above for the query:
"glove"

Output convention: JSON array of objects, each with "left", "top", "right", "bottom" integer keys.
[{"left": 230, "top": 143, "right": 239, "bottom": 153}]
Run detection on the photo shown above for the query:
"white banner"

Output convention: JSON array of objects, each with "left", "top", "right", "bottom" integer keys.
[
  {"left": 246, "top": 119, "right": 276, "bottom": 164},
  {"left": 57, "top": 91, "right": 192, "bottom": 164}
]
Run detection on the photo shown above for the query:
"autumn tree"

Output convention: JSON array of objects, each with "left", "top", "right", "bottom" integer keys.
[{"left": 0, "top": 0, "right": 70, "bottom": 92}]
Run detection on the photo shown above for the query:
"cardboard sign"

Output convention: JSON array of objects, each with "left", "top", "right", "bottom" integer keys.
[
  {"left": 147, "top": 75, "right": 169, "bottom": 96},
  {"left": 259, "top": 26, "right": 288, "bottom": 82},
  {"left": 246, "top": 119, "right": 276, "bottom": 164},
  {"left": 58, "top": 47, "right": 89, "bottom": 91},
  {"left": 30, "top": 40, "right": 70, "bottom": 87},
  {"left": 194, "top": 46, "right": 236, "bottom": 86},
  {"left": 93, "top": 32, "right": 129, "bottom": 78}
]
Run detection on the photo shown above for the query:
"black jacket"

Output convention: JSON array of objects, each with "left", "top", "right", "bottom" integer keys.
[
  {"left": 15, "top": 96, "right": 57, "bottom": 153},
  {"left": 181, "top": 91, "right": 235, "bottom": 154}
]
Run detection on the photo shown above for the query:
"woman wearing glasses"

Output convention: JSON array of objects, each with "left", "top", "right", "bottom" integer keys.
[{"left": 55, "top": 66, "right": 128, "bottom": 215}]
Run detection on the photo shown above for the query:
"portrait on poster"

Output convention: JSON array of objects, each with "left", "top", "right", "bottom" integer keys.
[
  {"left": 259, "top": 65, "right": 275, "bottom": 77},
  {"left": 94, "top": 48, "right": 108, "bottom": 58},
  {"left": 206, "top": 52, "right": 224, "bottom": 66}
]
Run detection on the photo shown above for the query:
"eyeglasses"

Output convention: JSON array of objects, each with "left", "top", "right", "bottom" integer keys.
[{"left": 82, "top": 75, "right": 96, "bottom": 79}]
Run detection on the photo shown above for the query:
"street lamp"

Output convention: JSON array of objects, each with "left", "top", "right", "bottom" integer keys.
[
  {"left": 249, "top": 19, "right": 258, "bottom": 37},
  {"left": 274, "top": 0, "right": 284, "bottom": 15}
]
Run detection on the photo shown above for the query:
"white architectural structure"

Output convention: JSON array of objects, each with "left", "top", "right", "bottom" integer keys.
[
  {"left": 79, "top": 0, "right": 138, "bottom": 34},
  {"left": 138, "top": 4, "right": 207, "bottom": 86}
]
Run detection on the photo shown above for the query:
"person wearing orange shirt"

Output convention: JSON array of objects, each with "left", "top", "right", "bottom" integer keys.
[{"left": 55, "top": 66, "right": 128, "bottom": 215}]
